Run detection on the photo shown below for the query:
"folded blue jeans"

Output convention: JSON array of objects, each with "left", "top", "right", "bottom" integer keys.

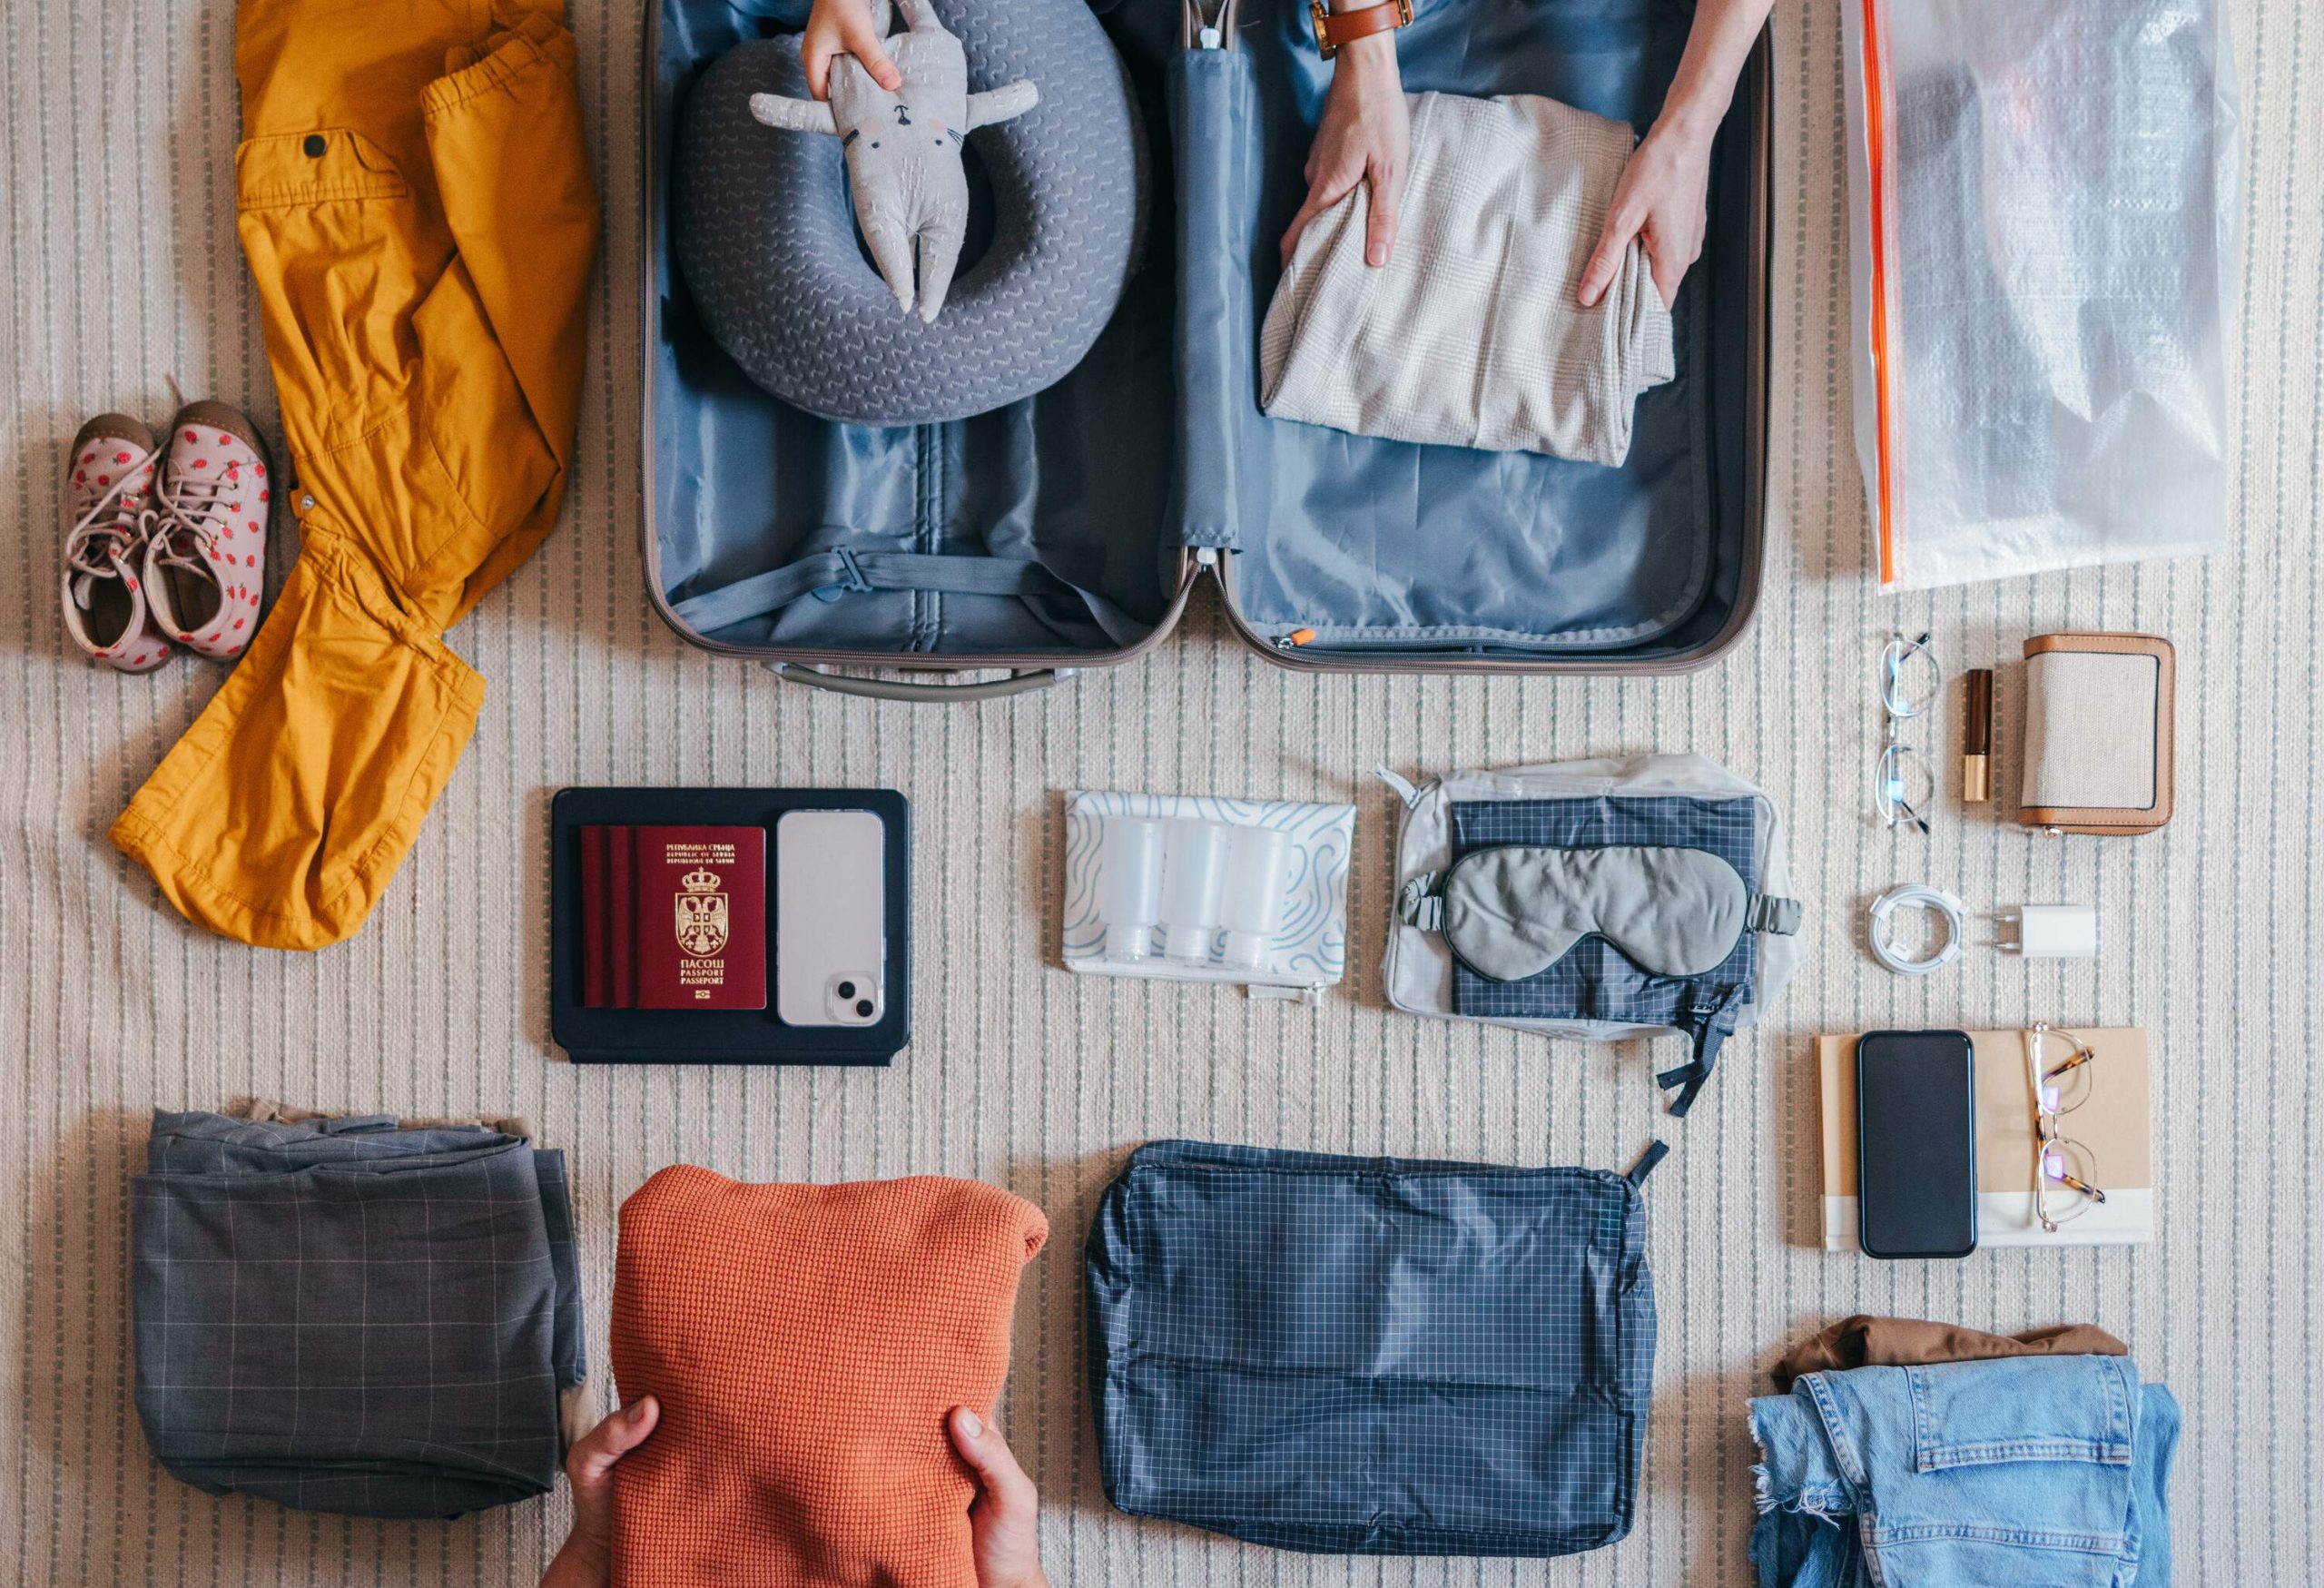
[{"left": 1749, "top": 1356, "right": 2180, "bottom": 1588}]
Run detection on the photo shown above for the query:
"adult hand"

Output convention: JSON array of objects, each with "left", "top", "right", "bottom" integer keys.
[
  {"left": 1578, "top": 0, "right": 1772, "bottom": 310},
  {"left": 1578, "top": 118, "right": 1716, "bottom": 311},
  {"left": 541, "top": 1396, "right": 660, "bottom": 1588},
  {"left": 1280, "top": 35, "right": 1409, "bottom": 269},
  {"left": 801, "top": 0, "right": 902, "bottom": 100},
  {"left": 949, "top": 1407, "right": 1049, "bottom": 1588},
  {"left": 538, "top": 1399, "right": 1037, "bottom": 1587}
]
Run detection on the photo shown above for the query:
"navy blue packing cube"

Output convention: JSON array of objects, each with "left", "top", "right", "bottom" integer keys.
[{"left": 1086, "top": 1139, "right": 1658, "bottom": 1556}]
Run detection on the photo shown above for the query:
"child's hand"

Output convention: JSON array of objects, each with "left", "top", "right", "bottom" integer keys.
[{"left": 802, "top": 0, "right": 903, "bottom": 100}]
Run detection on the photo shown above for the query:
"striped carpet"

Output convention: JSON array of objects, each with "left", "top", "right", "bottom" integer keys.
[{"left": 5, "top": 0, "right": 2319, "bottom": 1583}]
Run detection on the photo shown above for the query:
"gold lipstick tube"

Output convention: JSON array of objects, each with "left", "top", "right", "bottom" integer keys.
[{"left": 1962, "top": 668, "right": 1994, "bottom": 803}]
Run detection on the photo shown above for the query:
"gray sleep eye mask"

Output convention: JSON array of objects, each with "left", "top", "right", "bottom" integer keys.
[{"left": 1413, "top": 844, "right": 1751, "bottom": 982}]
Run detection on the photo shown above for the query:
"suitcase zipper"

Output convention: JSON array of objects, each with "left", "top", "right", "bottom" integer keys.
[{"left": 914, "top": 421, "right": 942, "bottom": 651}]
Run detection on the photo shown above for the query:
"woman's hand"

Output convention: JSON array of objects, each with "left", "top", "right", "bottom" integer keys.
[
  {"left": 1577, "top": 118, "right": 1715, "bottom": 311},
  {"left": 1581, "top": 0, "right": 1774, "bottom": 310},
  {"left": 1281, "top": 35, "right": 1409, "bottom": 269},
  {"left": 949, "top": 1407, "right": 1049, "bottom": 1588},
  {"left": 538, "top": 1398, "right": 1045, "bottom": 1588},
  {"left": 541, "top": 1397, "right": 660, "bottom": 1588},
  {"left": 801, "top": 0, "right": 902, "bottom": 99}
]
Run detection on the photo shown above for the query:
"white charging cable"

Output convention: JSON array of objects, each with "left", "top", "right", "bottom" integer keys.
[{"left": 1866, "top": 884, "right": 1966, "bottom": 976}]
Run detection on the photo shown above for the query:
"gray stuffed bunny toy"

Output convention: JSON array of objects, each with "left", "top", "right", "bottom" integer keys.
[{"left": 750, "top": 0, "right": 1038, "bottom": 321}]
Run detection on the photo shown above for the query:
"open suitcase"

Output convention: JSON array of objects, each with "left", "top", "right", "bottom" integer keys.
[{"left": 645, "top": 0, "right": 1769, "bottom": 701}]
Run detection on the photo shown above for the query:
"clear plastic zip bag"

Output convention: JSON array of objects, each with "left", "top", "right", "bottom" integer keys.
[{"left": 1844, "top": 0, "right": 2240, "bottom": 589}]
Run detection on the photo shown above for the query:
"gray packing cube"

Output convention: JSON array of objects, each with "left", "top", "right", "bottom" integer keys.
[
  {"left": 1086, "top": 1139, "right": 1662, "bottom": 1556},
  {"left": 644, "top": 0, "right": 1770, "bottom": 698},
  {"left": 1384, "top": 754, "right": 1806, "bottom": 1115}
]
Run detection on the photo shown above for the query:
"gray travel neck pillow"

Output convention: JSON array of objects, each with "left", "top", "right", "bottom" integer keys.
[
  {"left": 673, "top": 0, "right": 1147, "bottom": 426},
  {"left": 749, "top": 0, "right": 1038, "bottom": 322}
]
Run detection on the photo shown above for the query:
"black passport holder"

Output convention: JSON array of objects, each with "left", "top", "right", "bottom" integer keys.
[{"left": 548, "top": 786, "right": 909, "bottom": 1065}]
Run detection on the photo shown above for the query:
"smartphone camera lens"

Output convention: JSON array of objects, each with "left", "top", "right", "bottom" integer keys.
[
  {"left": 854, "top": 999, "right": 874, "bottom": 1018},
  {"left": 836, "top": 981, "right": 856, "bottom": 999}
]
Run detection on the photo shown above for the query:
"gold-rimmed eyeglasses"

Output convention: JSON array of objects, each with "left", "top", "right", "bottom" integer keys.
[{"left": 2025, "top": 1022, "right": 2109, "bottom": 1233}]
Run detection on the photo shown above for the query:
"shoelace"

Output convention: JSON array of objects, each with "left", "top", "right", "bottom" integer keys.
[
  {"left": 64, "top": 447, "right": 165, "bottom": 587},
  {"left": 150, "top": 453, "right": 249, "bottom": 580}
]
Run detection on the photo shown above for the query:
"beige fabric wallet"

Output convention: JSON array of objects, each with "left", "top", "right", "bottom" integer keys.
[{"left": 2016, "top": 632, "right": 2175, "bottom": 834}]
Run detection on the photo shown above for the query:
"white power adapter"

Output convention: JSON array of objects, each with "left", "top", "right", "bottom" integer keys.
[{"left": 2002, "top": 904, "right": 2099, "bottom": 960}]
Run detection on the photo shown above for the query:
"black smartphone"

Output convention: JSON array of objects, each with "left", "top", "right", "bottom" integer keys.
[{"left": 1856, "top": 1030, "right": 1976, "bottom": 1258}]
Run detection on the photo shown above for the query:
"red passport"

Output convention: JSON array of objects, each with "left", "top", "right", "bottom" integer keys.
[{"left": 579, "top": 824, "right": 767, "bottom": 1011}]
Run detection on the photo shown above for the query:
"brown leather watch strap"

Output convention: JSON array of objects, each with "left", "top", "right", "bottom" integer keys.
[{"left": 1310, "top": 0, "right": 1413, "bottom": 59}]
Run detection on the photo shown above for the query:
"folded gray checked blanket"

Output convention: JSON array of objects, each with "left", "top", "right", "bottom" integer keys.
[{"left": 131, "top": 1107, "right": 584, "bottom": 1519}]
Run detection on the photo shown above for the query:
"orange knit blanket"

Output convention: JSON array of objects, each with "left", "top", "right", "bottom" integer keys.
[{"left": 610, "top": 1166, "right": 1048, "bottom": 1587}]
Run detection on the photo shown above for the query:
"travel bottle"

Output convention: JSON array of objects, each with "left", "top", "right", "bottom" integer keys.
[
  {"left": 1217, "top": 825, "right": 1289, "bottom": 971},
  {"left": 1157, "top": 820, "right": 1231, "bottom": 963},
  {"left": 1097, "top": 819, "right": 1165, "bottom": 962}
]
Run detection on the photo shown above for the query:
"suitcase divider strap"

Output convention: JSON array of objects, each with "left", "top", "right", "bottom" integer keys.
[{"left": 669, "top": 550, "right": 1076, "bottom": 632}]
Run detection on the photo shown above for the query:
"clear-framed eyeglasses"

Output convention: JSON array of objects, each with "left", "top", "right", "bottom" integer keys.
[
  {"left": 2025, "top": 1022, "right": 2109, "bottom": 1233},
  {"left": 1876, "top": 631, "right": 1939, "bottom": 833}
]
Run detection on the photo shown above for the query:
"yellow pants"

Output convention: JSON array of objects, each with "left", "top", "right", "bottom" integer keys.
[{"left": 113, "top": 0, "right": 599, "bottom": 950}]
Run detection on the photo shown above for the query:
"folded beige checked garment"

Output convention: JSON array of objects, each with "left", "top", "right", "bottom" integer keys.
[{"left": 1260, "top": 91, "right": 1675, "bottom": 467}]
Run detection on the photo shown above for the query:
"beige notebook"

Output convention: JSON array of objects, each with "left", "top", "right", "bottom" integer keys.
[{"left": 1817, "top": 1028, "right": 2152, "bottom": 1250}]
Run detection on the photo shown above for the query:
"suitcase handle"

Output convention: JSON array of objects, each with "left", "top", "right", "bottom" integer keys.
[{"left": 767, "top": 662, "right": 1069, "bottom": 702}]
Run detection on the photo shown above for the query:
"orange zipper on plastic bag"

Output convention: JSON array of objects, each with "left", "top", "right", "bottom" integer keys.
[{"left": 1859, "top": 0, "right": 1900, "bottom": 585}]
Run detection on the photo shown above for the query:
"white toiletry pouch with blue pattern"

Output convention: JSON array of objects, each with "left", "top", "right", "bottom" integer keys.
[{"left": 1063, "top": 789, "right": 1356, "bottom": 998}]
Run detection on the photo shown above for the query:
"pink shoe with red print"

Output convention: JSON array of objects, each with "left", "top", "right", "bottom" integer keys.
[
  {"left": 144, "top": 400, "right": 273, "bottom": 661},
  {"left": 60, "top": 413, "right": 172, "bottom": 674}
]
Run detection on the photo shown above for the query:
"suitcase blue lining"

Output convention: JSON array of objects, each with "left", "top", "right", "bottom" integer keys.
[{"left": 648, "top": 0, "right": 1756, "bottom": 660}]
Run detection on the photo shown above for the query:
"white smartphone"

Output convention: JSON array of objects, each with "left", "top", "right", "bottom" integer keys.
[{"left": 774, "top": 809, "right": 887, "bottom": 1026}]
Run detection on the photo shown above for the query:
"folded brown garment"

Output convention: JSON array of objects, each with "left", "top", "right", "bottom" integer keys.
[{"left": 1771, "top": 1315, "right": 2129, "bottom": 1392}]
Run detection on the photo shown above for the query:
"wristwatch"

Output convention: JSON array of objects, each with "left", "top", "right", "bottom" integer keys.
[{"left": 1308, "top": 0, "right": 1413, "bottom": 60}]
